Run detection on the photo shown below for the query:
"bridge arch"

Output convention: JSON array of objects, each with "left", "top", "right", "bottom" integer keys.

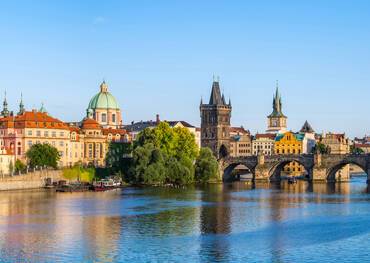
[
  {"left": 268, "top": 157, "right": 313, "bottom": 181},
  {"left": 326, "top": 160, "right": 368, "bottom": 182},
  {"left": 223, "top": 162, "right": 255, "bottom": 182}
]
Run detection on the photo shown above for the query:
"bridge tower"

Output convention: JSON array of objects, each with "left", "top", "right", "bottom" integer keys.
[{"left": 200, "top": 78, "right": 232, "bottom": 158}]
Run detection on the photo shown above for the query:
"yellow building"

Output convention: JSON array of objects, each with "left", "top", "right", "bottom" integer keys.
[{"left": 274, "top": 131, "right": 305, "bottom": 176}]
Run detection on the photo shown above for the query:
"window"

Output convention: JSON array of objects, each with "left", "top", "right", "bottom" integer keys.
[
  {"left": 52, "top": 131, "right": 56, "bottom": 137},
  {"left": 59, "top": 141, "right": 64, "bottom": 147},
  {"left": 102, "top": 113, "right": 107, "bottom": 122},
  {"left": 112, "top": 114, "right": 116, "bottom": 123},
  {"left": 60, "top": 132, "right": 64, "bottom": 137},
  {"left": 28, "top": 141, "right": 32, "bottom": 147},
  {"left": 36, "top": 130, "right": 41, "bottom": 137},
  {"left": 44, "top": 131, "right": 49, "bottom": 137},
  {"left": 28, "top": 130, "right": 32, "bottom": 136}
]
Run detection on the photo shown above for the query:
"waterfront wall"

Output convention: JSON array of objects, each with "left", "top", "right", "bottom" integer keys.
[{"left": 0, "top": 170, "right": 63, "bottom": 191}]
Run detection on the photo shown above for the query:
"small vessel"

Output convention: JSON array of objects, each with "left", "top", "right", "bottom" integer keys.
[
  {"left": 287, "top": 177, "right": 297, "bottom": 184},
  {"left": 92, "top": 178, "right": 121, "bottom": 192},
  {"left": 56, "top": 181, "right": 90, "bottom": 192}
]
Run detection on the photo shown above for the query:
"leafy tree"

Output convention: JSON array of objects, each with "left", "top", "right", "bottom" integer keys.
[
  {"left": 312, "top": 142, "right": 330, "bottom": 154},
  {"left": 173, "top": 127, "right": 198, "bottom": 160},
  {"left": 350, "top": 145, "right": 365, "bottom": 154},
  {"left": 195, "top": 148, "right": 219, "bottom": 183},
  {"left": 26, "top": 143, "right": 60, "bottom": 169},
  {"left": 14, "top": 159, "right": 26, "bottom": 173}
]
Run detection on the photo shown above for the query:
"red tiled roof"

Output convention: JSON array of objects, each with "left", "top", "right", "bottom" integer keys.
[
  {"left": 81, "top": 118, "right": 101, "bottom": 130},
  {"left": 102, "top": 128, "right": 127, "bottom": 135},
  {"left": 255, "top": 133, "right": 276, "bottom": 140},
  {"left": 230, "top": 126, "right": 250, "bottom": 134},
  {"left": 0, "top": 111, "right": 69, "bottom": 130}
]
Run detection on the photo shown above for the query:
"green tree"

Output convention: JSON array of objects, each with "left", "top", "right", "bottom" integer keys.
[
  {"left": 173, "top": 127, "right": 198, "bottom": 160},
  {"left": 195, "top": 148, "right": 219, "bottom": 183},
  {"left": 350, "top": 145, "right": 365, "bottom": 154},
  {"left": 312, "top": 142, "right": 330, "bottom": 154},
  {"left": 26, "top": 143, "right": 60, "bottom": 169},
  {"left": 14, "top": 159, "right": 26, "bottom": 173}
]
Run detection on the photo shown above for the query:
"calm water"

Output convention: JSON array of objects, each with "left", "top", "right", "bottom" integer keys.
[{"left": 1, "top": 177, "right": 370, "bottom": 262}]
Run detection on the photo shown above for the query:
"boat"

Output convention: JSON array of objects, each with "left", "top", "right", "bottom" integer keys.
[
  {"left": 92, "top": 179, "right": 122, "bottom": 192},
  {"left": 56, "top": 181, "right": 90, "bottom": 192},
  {"left": 287, "top": 177, "right": 297, "bottom": 184}
]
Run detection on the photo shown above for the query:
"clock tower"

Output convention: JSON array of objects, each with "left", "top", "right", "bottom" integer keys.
[{"left": 266, "top": 82, "right": 287, "bottom": 134}]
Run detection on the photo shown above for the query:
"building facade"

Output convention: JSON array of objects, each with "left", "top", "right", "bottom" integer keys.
[
  {"left": 275, "top": 131, "right": 305, "bottom": 176},
  {"left": 229, "top": 127, "right": 252, "bottom": 157},
  {"left": 200, "top": 79, "right": 232, "bottom": 158},
  {"left": 252, "top": 133, "right": 276, "bottom": 155}
]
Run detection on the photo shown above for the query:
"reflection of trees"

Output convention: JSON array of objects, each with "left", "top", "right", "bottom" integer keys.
[{"left": 199, "top": 184, "right": 232, "bottom": 262}]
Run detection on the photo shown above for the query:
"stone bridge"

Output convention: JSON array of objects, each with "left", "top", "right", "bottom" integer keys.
[{"left": 220, "top": 153, "right": 370, "bottom": 183}]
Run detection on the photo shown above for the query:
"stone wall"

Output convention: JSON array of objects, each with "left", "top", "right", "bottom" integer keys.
[{"left": 0, "top": 170, "right": 63, "bottom": 191}]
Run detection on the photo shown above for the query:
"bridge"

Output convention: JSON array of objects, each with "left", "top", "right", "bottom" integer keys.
[{"left": 220, "top": 153, "right": 370, "bottom": 183}]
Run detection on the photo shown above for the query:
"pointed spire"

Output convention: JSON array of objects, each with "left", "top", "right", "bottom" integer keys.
[
  {"left": 1, "top": 91, "right": 9, "bottom": 117},
  {"left": 221, "top": 93, "right": 226, "bottom": 104},
  {"left": 39, "top": 102, "right": 47, "bottom": 114},
  {"left": 18, "top": 92, "right": 25, "bottom": 115},
  {"left": 209, "top": 77, "right": 223, "bottom": 105},
  {"left": 200, "top": 96, "right": 203, "bottom": 105},
  {"left": 228, "top": 97, "right": 231, "bottom": 106}
]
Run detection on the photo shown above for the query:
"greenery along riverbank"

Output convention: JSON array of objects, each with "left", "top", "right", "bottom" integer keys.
[{"left": 107, "top": 122, "right": 219, "bottom": 185}]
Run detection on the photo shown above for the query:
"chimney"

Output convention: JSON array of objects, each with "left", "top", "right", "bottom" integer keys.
[{"left": 156, "top": 114, "right": 160, "bottom": 124}]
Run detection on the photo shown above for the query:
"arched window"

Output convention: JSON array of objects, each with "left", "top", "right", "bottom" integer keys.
[{"left": 112, "top": 114, "right": 116, "bottom": 123}]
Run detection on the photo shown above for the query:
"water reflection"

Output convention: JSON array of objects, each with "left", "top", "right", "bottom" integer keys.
[{"left": 0, "top": 177, "right": 369, "bottom": 262}]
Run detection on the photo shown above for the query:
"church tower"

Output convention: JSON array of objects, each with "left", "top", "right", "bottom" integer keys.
[
  {"left": 200, "top": 78, "right": 232, "bottom": 158},
  {"left": 266, "top": 82, "right": 287, "bottom": 134}
]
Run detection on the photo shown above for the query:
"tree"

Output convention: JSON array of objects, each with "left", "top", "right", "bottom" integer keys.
[
  {"left": 14, "top": 159, "right": 26, "bottom": 173},
  {"left": 312, "top": 142, "right": 330, "bottom": 154},
  {"left": 128, "top": 122, "right": 199, "bottom": 186},
  {"left": 195, "top": 148, "right": 219, "bottom": 183},
  {"left": 350, "top": 145, "right": 365, "bottom": 154},
  {"left": 26, "top": 143, "right": 60, "bottom": 169}
]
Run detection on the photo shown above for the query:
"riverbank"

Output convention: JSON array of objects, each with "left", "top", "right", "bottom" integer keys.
[{"left": 0, "top": 170, "right": 62, "bottom": 191}]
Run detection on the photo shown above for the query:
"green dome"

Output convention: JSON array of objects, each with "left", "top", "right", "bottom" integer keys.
[{"left": 88, "top": 81, "right": 119, "bottom": 110}]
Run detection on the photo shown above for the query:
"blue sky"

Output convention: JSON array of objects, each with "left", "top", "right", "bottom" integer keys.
[{"left": 1, "top": 1, "right": 370, "bottom": 137}]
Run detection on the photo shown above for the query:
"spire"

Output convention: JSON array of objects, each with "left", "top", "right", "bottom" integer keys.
[
  {"left": 1, "top": 91, "right": 9, "bottom": 117},
  {"left": 209, "top": 77, "right": 224, "bottom": 105},
  {"left": 200, "top": 96, "right": 203, "bottom": 105},
  {"left": 39, "top": 102, "right": 47, "bottom": 114},
  {"left": 221, "top": 93, "right": 226, "bottom": 104},
  {"left": 268, "top": 81, "right": 285, "bottom": 118},
  {"left": 228, "top": 97, "right": 231, "bottom": 106},
  {"left": 18, "top": 92, "right": 25, "bottom": 115}
]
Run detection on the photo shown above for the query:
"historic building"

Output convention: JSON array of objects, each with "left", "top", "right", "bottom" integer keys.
[
  {"left": 200, "top": 79, "right": 232, "bottom": 158},
  {"left": 300, "top": 120, "right": 316, "bottom": 154},
  {"left": 320, "top": 133, "right": 350, "bottom": 154},
  {"left": 266, "top": 84, "right": 287, "bottom": 134},
  {"left": 229, "top": 126, "right": 252, "bottom": 157},
  {"left": 0, "top": 84, "right": 130, "bottom": 169},
  {"left": 0, "top": 148, "right": 15, "bottom": 175},
  {"left": 87, "top": 81, "right": 122, "bottom": 129},
  {"left": 275, "top": 131, "right": 305, "bottom": 176},
  {"left": 252, "top": 133, "right": 276, "bottom": 155}
]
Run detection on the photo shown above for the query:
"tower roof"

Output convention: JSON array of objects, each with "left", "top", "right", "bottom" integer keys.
[
  {"left": 88, "top": 81, "right": 119, "bottom": 110},
  {"left": 300, "top": 120, "right": 315, "bottom": 133},
  {"left": 209, "top": 80, "right": 223, "bottom": 105},
  {"left": 268, "top": 81, "right": 286, "bottom": 118}
]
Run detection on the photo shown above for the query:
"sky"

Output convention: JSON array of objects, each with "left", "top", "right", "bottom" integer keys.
[{"left": 1, "top": 1, "right": 370, "bottom": 138}]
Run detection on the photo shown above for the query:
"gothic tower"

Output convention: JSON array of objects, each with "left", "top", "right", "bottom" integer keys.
[
  {"left": 266, "top": 82, "right": 287, "bottom": 133},
  {"left": 200, "top": 78, "right": 232, "bottom": 158}
]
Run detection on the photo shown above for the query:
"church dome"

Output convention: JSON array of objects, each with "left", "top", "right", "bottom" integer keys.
[{"left": 88, "top": 81, "right": 119, "bottom": 110}]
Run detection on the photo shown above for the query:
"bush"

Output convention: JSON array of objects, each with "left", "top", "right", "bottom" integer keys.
[
  {"left": 62, "top": 165, "right": 95, "bottom": 182},
  {"left": 14, "top": 159, "right": 26, "bottom": 173}
]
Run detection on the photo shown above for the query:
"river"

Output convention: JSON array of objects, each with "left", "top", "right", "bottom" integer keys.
[{"left": 1, "top": 176, "right": 370, "bottom": 262}]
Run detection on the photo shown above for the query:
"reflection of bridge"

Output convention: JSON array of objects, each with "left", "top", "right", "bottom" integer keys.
[{"left": 221, "top": 154, "right": 370, "bottom": 183}]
